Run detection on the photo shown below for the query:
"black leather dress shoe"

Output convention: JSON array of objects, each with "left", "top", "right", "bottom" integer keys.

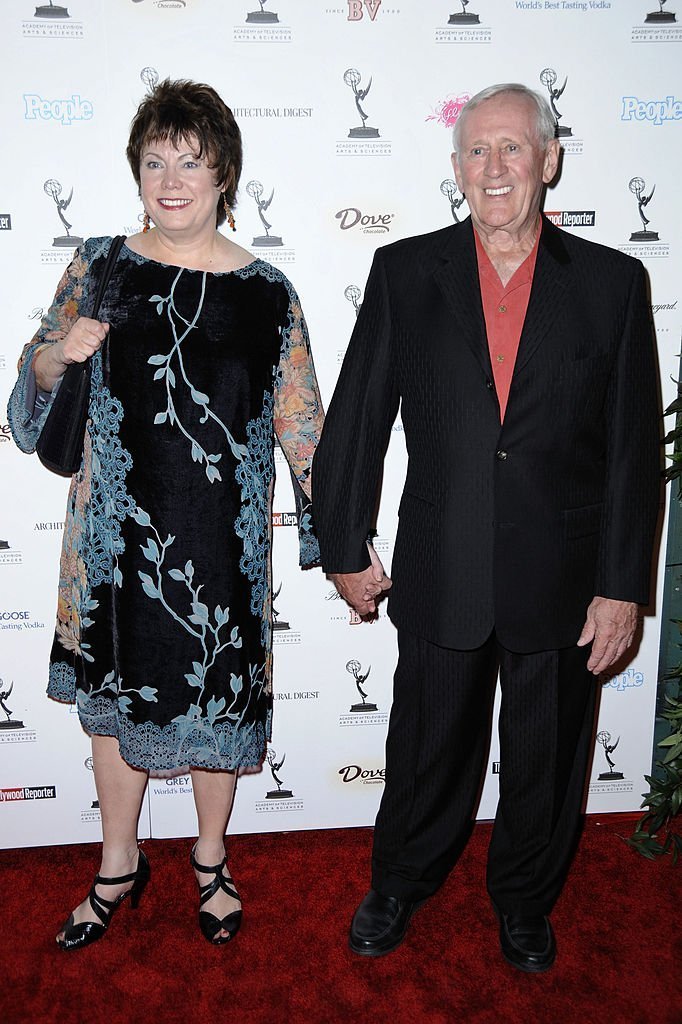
[
  {"left": 497, "top": 911, "right": 556, "bottom": 973},
  {"left": 349, "top": 889, "right": 418, "bottom": 957}
]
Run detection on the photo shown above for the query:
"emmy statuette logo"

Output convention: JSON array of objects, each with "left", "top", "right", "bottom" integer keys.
[
  {"left": 645, "top": 0, "right": 676, "bottom": 21},
  {"left": 540, "top": 67, "right": 573, "bottom": 139},
  {"left": 629, "top": 177, "right": 659, "bottom": 241},
  {"left": 596, "top": 731, "right": 624, "bottom": 781},
  {"left": 84, "top": 756, "right": 99, "bottom": 809},
  {"left": 0, "top": 680, "right": 25, "bottom": 731},
  {"left": 44, "top": 179, "right": 83, "bottom": 248},
  {"left": 265, "top": 748, "right": 293, "bottom": 799},
  {"left": 344, "top": 69, "right": 380, "bottom": 139},
  {"left": 140, "top": 67, "right": 160, "bottom": 95},
  {"left": 440, "top": 179, "right": 466, "bottom": 223},
  {"left": 246, "top": 0, "right": 278, "bottom": 22},
  {"left": 272, "top": 583, "right": 290, "bottom": 631},
  {"left": 35, "top": 0, "right": 69, "bottom": 17},
  {"left": 346, "top": 659, "right": 377, "bottom": 713},
  {"left": 449, "top": 1, "right": 480, "bottom": 24},
  {"left": 344, "top": 285, "right": 363, "bottom": 318},
  {"left": 246, "top": 180, "right": 283, "bottom": 247}
]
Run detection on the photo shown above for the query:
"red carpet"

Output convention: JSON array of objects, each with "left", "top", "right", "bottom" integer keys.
[{"left": 2, "top": 816, "right": 680, "bottom": 1024}]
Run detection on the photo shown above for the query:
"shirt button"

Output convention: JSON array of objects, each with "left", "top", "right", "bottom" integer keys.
[
  {"left": 498, "top": 304, "right": 507, "bottom": 313},
  {"left": 496, "top": 449, "right": 508, "bottom": 461},
  {"left": 496, "top": 354, "right": 505, "bottom": 363}
]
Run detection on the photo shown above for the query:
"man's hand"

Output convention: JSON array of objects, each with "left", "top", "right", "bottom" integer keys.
[
  {"left": 328, "top": 544, "right": 392, "bottom": 616},
  {"left": 577, "top": 596, "right": 639, "bottom": 675}
]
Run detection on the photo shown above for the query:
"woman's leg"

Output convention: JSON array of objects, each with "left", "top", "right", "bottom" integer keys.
[
  {"left": 190, "top": 768, "right": 239, "bottom": 939},
  {"left": 56, "top": 734, "right": 149, "bottom": 939}
]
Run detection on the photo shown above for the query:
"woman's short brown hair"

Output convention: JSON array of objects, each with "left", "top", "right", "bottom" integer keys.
[{"left": 126, "top": 79, "right": 242, "bottom": 226}]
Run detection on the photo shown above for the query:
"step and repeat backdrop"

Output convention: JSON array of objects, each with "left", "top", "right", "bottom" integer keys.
[{"left": 0, "top": 1, "right": 679, "bottom": 848}]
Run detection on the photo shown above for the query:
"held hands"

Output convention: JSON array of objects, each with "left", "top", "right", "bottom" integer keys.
[
  {"left": 34, "top": 317, "right": 110, "bottom": 392},
  {"left": 329, "top": 544, "right": 392, "bottom": 617},
  {"left": 577, "top": 596, "right": 640, "bottom": 675}
]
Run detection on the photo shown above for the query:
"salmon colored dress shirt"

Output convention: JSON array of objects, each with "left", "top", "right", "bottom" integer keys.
[{"left": 474, "top": 227, "right": 540, "bottom": 422}]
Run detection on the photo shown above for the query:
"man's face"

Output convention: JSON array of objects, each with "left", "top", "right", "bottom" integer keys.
[{"left": 451, "top": 93, "right": 559, "bottom": 238}]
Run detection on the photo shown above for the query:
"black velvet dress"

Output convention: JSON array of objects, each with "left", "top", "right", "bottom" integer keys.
[{"left": 9, "top": 237, "right": 323, "bottom": 771}]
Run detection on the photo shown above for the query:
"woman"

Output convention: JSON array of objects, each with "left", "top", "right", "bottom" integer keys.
[{"left": 8, "top": 80, "right": 323, "bottom": 950}]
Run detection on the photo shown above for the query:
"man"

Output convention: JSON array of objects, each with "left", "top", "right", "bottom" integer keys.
[{"left": 313, "top": 84, "right": 659, "bottom": 972}]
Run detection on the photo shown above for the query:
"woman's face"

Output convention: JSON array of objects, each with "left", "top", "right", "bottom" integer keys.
[{"left": 139, "top": 135, "right": 222, "bottom": 239}]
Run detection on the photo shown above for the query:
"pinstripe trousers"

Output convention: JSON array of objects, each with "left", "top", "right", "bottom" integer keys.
[{"left": 371, "top": 629, "right": 597, "bottom": 916}]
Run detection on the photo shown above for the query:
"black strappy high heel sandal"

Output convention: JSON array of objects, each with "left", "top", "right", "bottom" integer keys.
[
  {"left": 190, "top": 845, "right": 242, "bottom": 945},
  {"left": 56, "top": 848, "right": 150, "bottom": 951}
]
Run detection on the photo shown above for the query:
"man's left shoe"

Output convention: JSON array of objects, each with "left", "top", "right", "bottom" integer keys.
[{"left": 497, "top": 912, "right": 556, "bottom": 973}]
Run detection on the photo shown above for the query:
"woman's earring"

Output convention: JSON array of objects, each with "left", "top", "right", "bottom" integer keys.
[
  {"left": 223, "top": 193, "right": 236, "bottom": 232},
  {"left": 142, "top": 211, "right": 151, "bottom": 234}
]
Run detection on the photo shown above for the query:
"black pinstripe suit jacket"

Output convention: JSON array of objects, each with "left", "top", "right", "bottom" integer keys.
[{"left": 313, "top": 216, "right": 660, "bottom": 652}]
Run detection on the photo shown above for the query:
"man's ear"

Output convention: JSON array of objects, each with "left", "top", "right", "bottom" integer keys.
[{"left": 542, "top": 140, "right": 560, "bottom": 185}]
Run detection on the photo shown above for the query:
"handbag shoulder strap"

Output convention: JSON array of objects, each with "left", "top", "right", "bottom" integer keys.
[{"left": 91, "top": 235, "right": 125, "bottom": 318}]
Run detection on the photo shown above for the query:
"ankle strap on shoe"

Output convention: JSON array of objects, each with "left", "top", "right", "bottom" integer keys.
[{"left": 190, "top": 846, "right": 228, "bottom": 875}]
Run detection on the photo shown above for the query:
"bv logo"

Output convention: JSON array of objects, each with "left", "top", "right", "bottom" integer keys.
[
  {"left": 347, "top": 0, "right": 381, "bottom": 19},
  {"left": 24, "top": 94, "right": 93, "bottom": 125}
]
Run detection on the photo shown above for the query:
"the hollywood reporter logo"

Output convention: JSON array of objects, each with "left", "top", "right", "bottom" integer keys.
[
  {"left": 544, "top": 211, "right": 595, "bottom": 228},
  {"left": 0, "top": 785, "right": 56, "bottom": 802}
]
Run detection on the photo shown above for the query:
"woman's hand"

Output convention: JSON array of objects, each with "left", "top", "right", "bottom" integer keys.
[{"left": 34, "top": 317, "right": 110, "bottom": 392}]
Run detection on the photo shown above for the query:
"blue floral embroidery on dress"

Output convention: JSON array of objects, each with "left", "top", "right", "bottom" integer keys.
[
  {"left": 234, "top": 391, "right": 274, "bottom": 644},
  {"left": 47, "top": 661, "right": 77, "bottom": 702},
  {"left": 76, "top": 664, "right": 269, "bottom": 771},
  {"left": 85, "top": 354, "right": 135, "bottom": 588},
  {"left": 85, "top": 711, "right": 271, "bottom": 771}
]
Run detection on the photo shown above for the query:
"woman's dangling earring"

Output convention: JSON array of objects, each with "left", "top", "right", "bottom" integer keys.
[
  {"left": 142, "top": 211, "right": 151, "bottom": 234},
  {"left": 223, "top": 193, "right": 236, "bottom": 232}
]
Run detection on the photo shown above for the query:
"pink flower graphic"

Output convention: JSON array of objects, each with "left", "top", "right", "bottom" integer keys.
[{"left": 426, "top": 93, "right": 471, "bottom": 128}]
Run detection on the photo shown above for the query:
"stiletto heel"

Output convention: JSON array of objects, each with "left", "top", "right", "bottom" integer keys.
[
  {"left": 190, "top": 844, "right": 242, "bottom": 945},
  {"left": 57, "top": 848, "right": 150, "bottom": 951}
]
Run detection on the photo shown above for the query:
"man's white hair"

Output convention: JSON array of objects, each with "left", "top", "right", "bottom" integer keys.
[{"left": 452, "top": 83, "right": 556, "bottom": 153}]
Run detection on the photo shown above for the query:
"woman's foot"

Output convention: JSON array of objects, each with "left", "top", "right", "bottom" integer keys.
[
  {"left": 56, "top": 846, "right": 149, "bottom": 950},
  {"left": 190, "top": 840, "right": 242, "bottom": 945}
]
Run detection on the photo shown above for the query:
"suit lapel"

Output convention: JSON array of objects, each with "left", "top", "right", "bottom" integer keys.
[
  {"left": 432, "top": 218, "right": 492, "bottom": 381},
  {"left": 513, "top": 216, "right": 571, "bottom": 374}
]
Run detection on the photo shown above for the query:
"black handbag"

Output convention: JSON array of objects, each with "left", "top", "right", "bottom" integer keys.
[{"left": 36, "top": 235, "right": 126, "bottom": 475}]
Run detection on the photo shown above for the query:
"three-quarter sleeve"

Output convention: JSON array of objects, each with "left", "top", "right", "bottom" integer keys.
[
  {"left": 273, "top": 282, "right": 324, "bottom": 567},
  {"left": 7, "top": 243, "right": 92, "bottom": 452}
]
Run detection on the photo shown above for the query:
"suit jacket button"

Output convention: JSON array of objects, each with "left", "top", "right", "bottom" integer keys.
[
  {"left": 486, "top": 379, "right": 494, "bottom": 389},
  {"left": 496, "top": 449, "right": 508, "bottom": 461}
]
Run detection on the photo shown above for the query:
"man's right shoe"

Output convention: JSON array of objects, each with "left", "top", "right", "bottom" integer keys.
[{"left": 349, "top": 889, "right": 418, "bottom": 957}]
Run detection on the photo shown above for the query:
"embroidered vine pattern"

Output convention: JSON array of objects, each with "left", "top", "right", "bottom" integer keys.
[
  {"left": 131, "top": 505, "right": 243, "bottom": 704},
  {"left": 75, "top": 669, "right": 159, "bottom": 717},
  {"left": 148, "top": 269, "right": 247, "bottom": 483}
]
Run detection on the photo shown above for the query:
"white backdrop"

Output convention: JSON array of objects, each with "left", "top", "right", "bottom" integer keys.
[{"left": 0, "top": 0, "right": 680, "bottom": 848}]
